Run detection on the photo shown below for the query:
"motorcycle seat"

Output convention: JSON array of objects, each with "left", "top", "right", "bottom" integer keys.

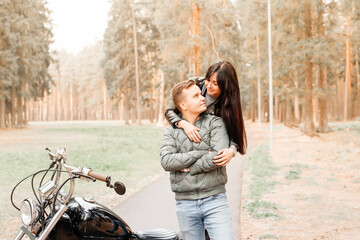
[{"left": 135, "top": 228, "right": 179, "bottom": 240}]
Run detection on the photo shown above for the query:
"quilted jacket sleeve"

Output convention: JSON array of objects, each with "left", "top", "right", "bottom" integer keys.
[
  {"left": 164, "top": 104, "right": 182, "bottom": 128},
  {"left": 229, "top": 139, "right": 239, "bottom": 153},
  {"left": 189, "top": 117, "right": 229, "bottom": 175},
  {"left": 160, "top": 127, "right": 207, "bottom": 171}
]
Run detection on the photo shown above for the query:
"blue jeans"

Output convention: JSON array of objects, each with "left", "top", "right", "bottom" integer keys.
[{"left": 175, "top": 193, "right": 233, "bottom": 240}]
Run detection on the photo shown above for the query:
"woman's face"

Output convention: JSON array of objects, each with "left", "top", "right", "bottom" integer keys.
[{"left": 205, "top": 72, "right": 221, "bottom": 98}]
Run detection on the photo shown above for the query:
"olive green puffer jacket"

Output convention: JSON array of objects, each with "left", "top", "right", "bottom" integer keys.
[{"left": 160, "top": 114, "right": 229, "bottom": 200}]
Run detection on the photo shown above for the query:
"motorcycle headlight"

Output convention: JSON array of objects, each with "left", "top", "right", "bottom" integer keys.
[{"left": 20, "top": 198, "right": 39, "bottom": 226}]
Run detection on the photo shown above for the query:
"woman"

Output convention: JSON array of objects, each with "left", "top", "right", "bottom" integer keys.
[{"left": 165, "top": 60, "right": 247, "bottom": 166}]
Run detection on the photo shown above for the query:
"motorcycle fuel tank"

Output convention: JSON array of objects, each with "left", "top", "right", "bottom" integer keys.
[{"left": 48, "top": 197, "right": 132, "bottom": 240}]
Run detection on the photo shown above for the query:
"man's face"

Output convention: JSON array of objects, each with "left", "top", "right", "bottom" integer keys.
[{"left": 180, "top": 85, "right": 207, "bottom": 114}]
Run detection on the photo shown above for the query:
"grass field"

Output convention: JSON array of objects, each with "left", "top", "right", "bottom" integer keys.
[
  {"left": 0, "top": 121, "right": 166, "bottom": 228},
  {"left": 241, "top": 121, "right": 360, "bottom": 239},
  {"left": 244, "top": 144, "right": 279, "bottom": 220}
]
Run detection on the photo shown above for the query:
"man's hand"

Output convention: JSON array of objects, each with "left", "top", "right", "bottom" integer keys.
[
  {"left": 213, "top": 147, "right": 235, "bottom": 166},
  {"left": 178, "top": 120, "right": 201, "bottom": 143}
]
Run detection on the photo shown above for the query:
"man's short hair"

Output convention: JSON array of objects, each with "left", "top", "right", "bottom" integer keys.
[{"left": 172, "top": 79, "right": 196, "bottom": 110}]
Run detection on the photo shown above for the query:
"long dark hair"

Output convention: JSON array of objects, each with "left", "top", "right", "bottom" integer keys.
[{"left": 205, "top": 60, "right": 247, "bottom": 155}]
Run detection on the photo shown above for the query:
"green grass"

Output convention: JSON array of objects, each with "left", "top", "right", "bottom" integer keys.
[
  {"left": 285, "top": 170, "right": 301, "bottom": 180},
  {"left": 285, "top": 163, "right": 308, "bottom": 180},
  {"left": 329, "top": 121, "right": 360, "bottom": 135},
  {"left": 259, "top": 234, "right": 279, "bottom": 239},
  {"left": 245, "top": 199, "right": 278, "bottom": 219},
  {"left": 244, "top": 144, "right": 279, "bottom": 219},
  {"left": 0, "top": 121, "right": 165, "bottom": 223},
  {"left": 253, "top": 212, "right": 279, "bottom": 219},
  {"left": 246, "top": 144, "right": 279, "bottom": 199},
  {"left": 249, "top": 179, "right": 277, "bottom": 199},
  {"left": 245, "top": 200, "right": 278, "bottom": 213}
]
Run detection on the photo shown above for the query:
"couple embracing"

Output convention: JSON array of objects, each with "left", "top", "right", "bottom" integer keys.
[{"left": 160, "top": 60, "right": 247, "bottom": 240}]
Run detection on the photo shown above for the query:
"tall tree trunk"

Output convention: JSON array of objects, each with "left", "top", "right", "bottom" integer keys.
[
  {"left": 285, "top": 100, "right": 292, "bottom": 127},
  {"left": 356, "top": 45, "right": 360, "bottom": 117},
  {"left": 46, "top": 92, "right": 51, "bottom": 121},
  {"left": 256, "top": 35, "right": 262, "bottom": 123},
  {"left": 156, "top": 69, "right": 165, "bottom": 127},
  {"left": 149, "top": 73, "right": 155, "bottom": 123},
  {"left": 0, "top": 96, "right": 5, "bottom": 128},
  {"left": 83, "top": 102, "right": 87, "bottom": 120},
  {"left": 294, "top": 71, "right": 300, "bottom": 124},
  {"left": 304, "top": 0, "right": 314, "bottom": 136},
  {"left": 313, "top": 96, "right": 318, "bottom": 125},
  {"left": 22, "top": 79, "right": 27, "bottom": 124},
  {"left": 292, "top": 21, "right": 300, "bottom": 125},
  {"left": 261, "top": 87, "right": 266, "bottom": 122},
  {"left": 55, "top": 64, "right": 60, "bottom": 121},
  {"left": 251, "top": 76, "right": 256, "bottom": 122},
  {"left": 69, "top": 78, "right": 73, "bottom": 121},
  {"left": 103, "top": 80, "right": 107, "bottom": 120},
  {"left": 124, "top": 90, "right": 129, "bottom": 125},
  {"left": 74, "top": 87, "right": 79, "bottom": 120},
  {"left": 28, "top": 100, "right": 33, "bottom": 121},
  {"left": 344, "top": 16, "right": 352, "bottom": 121},
  {"left": 274, "top": 95, "right": 279, "bottom": 121},
  {"left": 336, "top": 70, "right": 344, "bottom": 119},
  {"left": 11, "top": 86, "right": 16, "bottom": 126},
  {"left": 0, "top": 48, "right": 5, "bottom": 127},
  {"left": 0, "top": 81, "right": 5, "bottom": 128},
  {"left": 39, "top": 100, "right": 43, "bottom": 121},
  {"left": 24, "top": 98, "right": 27, "bottom": 123},
  {"left": 249, "top": 39, "right": 256, "bottom": 122},
  {"left": 60, "top": 84, "right": 66, "bottom": 120},
  {"left": 317, "top": 3, "right": 329, "bottom": 132},
  {"left": 130, "top": 2, "right": 141, "bottom": 125},
  {"left": 318, "top": 67, "right": 329, "bottom": 131},
  {"left": 192, "top": 3, "right": 200, "bottom": 76},
  {"left": 17, "top": 95, "right": 23, "bottom": 127}
]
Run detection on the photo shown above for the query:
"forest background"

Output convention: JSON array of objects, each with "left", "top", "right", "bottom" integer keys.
[{"left": 1, "top": 0, "right": 360, "bottom": 136}]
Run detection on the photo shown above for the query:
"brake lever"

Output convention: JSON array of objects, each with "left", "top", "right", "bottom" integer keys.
[{"left": 76, "top": 173, "right": 96, "bottom": 182}]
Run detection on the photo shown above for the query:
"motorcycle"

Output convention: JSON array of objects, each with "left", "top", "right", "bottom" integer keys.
[{"left": 11, "top": 147, "right": 179, "bottom": 240}]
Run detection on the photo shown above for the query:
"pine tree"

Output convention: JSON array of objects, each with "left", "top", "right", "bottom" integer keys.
[{"left": 0, "top": 0, "right": 53, "bottom": 128}]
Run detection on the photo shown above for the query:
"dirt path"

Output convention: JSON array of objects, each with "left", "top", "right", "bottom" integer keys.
[{"left": 240, "top": 123, "right": 360, "bottom": 240}]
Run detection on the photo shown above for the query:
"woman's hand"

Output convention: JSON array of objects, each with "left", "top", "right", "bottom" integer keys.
[
  {"left": 213, "top": 148, "right": 235, "bottom": 166},
  {"left": 178, "top": 120, "right": 201, "bottom": 143}
]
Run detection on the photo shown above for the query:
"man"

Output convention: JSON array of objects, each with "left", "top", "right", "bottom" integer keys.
[{"left": 160, "top": 79, "right": 233, "bottom": 240}]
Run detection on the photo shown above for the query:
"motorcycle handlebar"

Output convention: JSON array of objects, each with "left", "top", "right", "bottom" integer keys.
[
  {"left": 63, "top": 165, "right": 110, "bottom": 184},
  {"left": 88, "top": 170, "right": 111, "bottom": 183}
]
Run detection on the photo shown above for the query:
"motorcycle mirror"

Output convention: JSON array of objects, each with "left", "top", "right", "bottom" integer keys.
[{"left": 113, "top": 181, "right": 126, "bottom": 195}]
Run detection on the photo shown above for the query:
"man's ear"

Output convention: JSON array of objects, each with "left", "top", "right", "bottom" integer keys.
[{"left": 179, "top": 102, "right": 187, "bottom": 111}]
